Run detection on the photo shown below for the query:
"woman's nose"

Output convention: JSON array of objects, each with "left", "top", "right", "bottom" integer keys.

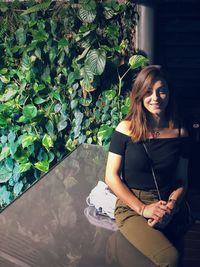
[{"left": 152, "top": 91, "right": 159, "bottom": 100}]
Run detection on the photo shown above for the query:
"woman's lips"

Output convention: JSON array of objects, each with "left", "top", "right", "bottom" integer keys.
[{"left": 150, "top": 103, "right": 161, "bottom": 108}]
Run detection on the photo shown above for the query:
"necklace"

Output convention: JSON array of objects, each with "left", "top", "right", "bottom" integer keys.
[{"left": 152, "top": 130, "right": 161, "bottom": 138}]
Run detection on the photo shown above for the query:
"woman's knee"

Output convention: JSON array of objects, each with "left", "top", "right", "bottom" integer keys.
[{"left": 152, "top": 245, "right": 179, "bottom": 267}]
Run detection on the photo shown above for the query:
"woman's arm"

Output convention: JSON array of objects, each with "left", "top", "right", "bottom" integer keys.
[
  {"left": 105, "top": 152, "right": 146, "bottom": 216},
  {"left": 167, "top": 126, "right": 189, "bottom": 207},
  {"left": 167, "top": 157, "right": 189, "bottom": 207}
]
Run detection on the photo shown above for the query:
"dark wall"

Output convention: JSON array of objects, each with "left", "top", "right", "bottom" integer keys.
[{"left": 155, "top": 1, "right": 200, "bottom": 189}]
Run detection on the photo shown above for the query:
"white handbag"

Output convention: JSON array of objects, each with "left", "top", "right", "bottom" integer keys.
[{"left": 86, "top": 181, "right": 117, "bottom": 219}]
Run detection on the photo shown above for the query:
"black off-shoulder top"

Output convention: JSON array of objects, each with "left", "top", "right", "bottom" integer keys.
[{"left": 109, "top": 130, "right": 191, "bottom": 190}]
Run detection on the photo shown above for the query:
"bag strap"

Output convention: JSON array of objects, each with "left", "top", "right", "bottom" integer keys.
[{"left": 142, "top": 142, "right": 162, "bottom": 201}]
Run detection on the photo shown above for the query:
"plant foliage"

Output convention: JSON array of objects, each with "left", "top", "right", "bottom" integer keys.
[{"left": 0, "top": 0, "right": 148, "bottom": 209}]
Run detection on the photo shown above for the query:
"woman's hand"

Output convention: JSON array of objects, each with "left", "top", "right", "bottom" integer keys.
[
  {"left": 147, "top": 199, "right": 178, "bottom": 228},
  {"left": 142, "top": 200, "right": 169, "bottom": 221}
]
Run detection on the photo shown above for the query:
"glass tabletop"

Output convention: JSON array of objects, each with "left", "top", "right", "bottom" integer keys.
[{"left": 0, "top": 144, "right": 156, "bottom": 267}]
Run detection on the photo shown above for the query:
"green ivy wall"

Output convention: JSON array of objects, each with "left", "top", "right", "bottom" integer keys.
[{"left": 0, "top": 0, "right": 148, "bottom": 209}]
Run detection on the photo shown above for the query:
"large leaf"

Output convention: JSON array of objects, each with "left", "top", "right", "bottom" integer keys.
[
  {"left": 80, "top": 65, "right": 94, "bottom": 92},
  {"left": 0, "top": 87, "right": 17, "bottom": 102},
  {"left": 0, "top": 146, "right": 10, "bottom": 161},
  {"left": 0, "top": 166, "right": 12, "bottom": 183},
  {"left": 42, "top": 134, "right": 53, "bottom": 151},
  {"left": 0, "top": 114, "right": 7, "bottom": 126},
  {"left": 85, "top": 49, "right": 106, "bottom": 75},
  {"left": 35, "top": 161, "right": 49, "bottom": 172},
  {"left": 14, "top": 181, "right": 23, "bottom": 196},
  {"left": 21, "top": 134, "right": 37, "bottom": 148},
  {"left": 129, "top": 55, "right": 149, "bottom": 70},
  {"left": 97, "top": 125, "right": 113, "bottom": 146},
  {"left": 78, "top": 8, "right": 96, "bottom": 23},
  {"left": 0, "top": 186, "right": 11, "bottom": 206},
  {"left": 57, "top": 120, "right": 68, "bottom": 132},
  {"left": 21, "top": 0, "right": 51, "bottom": 15},
  {"left": 58, "top": 38, "right": 69, "bottom": 50},
  {"left": 21, "top": 53, "right": 31, "bottom": 71},
  {"left": 16, "top": 27, "right": 26, "bottom": 45},
  {"left": 19, "top": 162, "right": 32, "bottom": 173},
  {"left": 23, "top": 104, "right": 37, "bottom": 120}
]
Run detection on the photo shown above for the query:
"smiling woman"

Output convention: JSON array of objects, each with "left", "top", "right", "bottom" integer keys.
[{"left": 105, "top": 65, "right": 191, "bottom": 267}]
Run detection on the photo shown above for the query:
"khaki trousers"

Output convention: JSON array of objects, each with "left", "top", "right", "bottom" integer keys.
[{"left": 114, "top": 188, "right": 182, "bottom": 267}]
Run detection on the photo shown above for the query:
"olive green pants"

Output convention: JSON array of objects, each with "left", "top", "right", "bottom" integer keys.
[{"left": 115, "top": 188, "right": 183, "bottom": 267}]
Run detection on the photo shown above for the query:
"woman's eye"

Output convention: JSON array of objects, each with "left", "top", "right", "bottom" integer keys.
[
  {"left": 146, "top": 89, "right": 152, "bottom": 95},
  {"left": 159, "top": 89, "right": 167, "bottom": 94},
  {"left": 159, "top": 90, "right": 166, "bottom": 94}
]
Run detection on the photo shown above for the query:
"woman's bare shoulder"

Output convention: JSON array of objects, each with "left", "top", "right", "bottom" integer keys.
[{"left": 116, "top": 120, "right": 131, "bottom": 135}]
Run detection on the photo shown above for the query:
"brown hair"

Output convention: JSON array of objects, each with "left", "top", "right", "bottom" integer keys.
[{"left": 125, "top": 65, "right": 179, "bottom": 142}]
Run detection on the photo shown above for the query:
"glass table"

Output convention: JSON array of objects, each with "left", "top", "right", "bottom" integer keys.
[{"left": 0, "top": 144, "right": 156, "bottom": 267}]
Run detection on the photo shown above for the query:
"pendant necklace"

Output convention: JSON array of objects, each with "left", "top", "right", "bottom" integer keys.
[{"left": 152, "top": 130, "right": 160, "bottom": 138}]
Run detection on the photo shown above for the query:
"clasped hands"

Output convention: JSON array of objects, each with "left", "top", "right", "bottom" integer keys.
[{"left": 142, "top": 199, "right": 178, "bottom": 229}]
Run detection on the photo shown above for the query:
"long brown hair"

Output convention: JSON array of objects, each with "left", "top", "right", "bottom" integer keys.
[{"left": 125, "top": 65, "right": 179, "bottom": 142}]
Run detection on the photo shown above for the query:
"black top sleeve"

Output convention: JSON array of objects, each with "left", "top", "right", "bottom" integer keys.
[{"left": 109, "top": 130, "right": 128, "bottom": 156}]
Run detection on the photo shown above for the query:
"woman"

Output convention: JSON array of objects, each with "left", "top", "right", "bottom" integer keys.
[{"left": 105, "top": 65, "right": 190, "bottom": 267}]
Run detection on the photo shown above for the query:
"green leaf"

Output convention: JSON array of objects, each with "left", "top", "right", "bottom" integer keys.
[
  {"left": 35, "top": 48, "right": 42, "bottom": 59},
  {"left": 0, "top": 114, "right": 8, "bottom": 126},
  {"left": 65, "top": 139, "right": 76, "bottom": 152},
  {"left": 13, "top": 164, "right": 20, "bottom": 182},
  {"left": 23, "top": 104, "right": 38, "bottom": 120},
  {"left": 16, "top": 27, "right": 26, "bottom": 45},
  {"left": 0, "top": 146, "right": 10, "bottom": 161},
  {"left": 42, "top": 134, "right": 53, "bottom": 151},
  {"left": 33, "top": 83, "right": 45, "bottom": 93},
  {"left": 85, "top": 49, "right": 106, "bottom": 75},
  {"left": 104, "top": 90, "right": 116, "bottom": 101},
  {"left": 0, "top": 186, "right": 11, "bottom": 206},
  {"left": 18, "top": 115, "right": 28, "bottom": 123},
  {"left": 0, "top": 166, "right": 12, "bottom": 183},
  {"left": 19, "top": 162, "right": 32, "bottom": 173},
  {"left": 8, "top": 132, "right": 16, "bottom": 143},
  {"left": 10, "top": 141, "right": 18, "bottom": 156},
  {"left": 97, "top": 125, "right": 113, "bottom": 146},
  {"left": 0, "top": 86, "right": 18, "bottom": 102},
  {"left": 0, "top": 135, "right": 7, "bottom": 144},
  {"left": 0, "top": 68, "right": 8, "bottom": 75},
  {"left": 21, "top": 53, "right": 31, "bottom": 71},
  {"left": 5, "top": 157, "right": 14, "bottom": 171},
  {"left": 129, "top": 55, "right": 149, "bottom": 70},
  {"left": 14, "top": 181, "right": 23, "bottom": 196},
  {"left": 45, "top": 120, "right": 54, "bottom": 135},
  {"left": 50, "top": 18, "right": 57, "bottom": 36},
  {"left": 103, "top": 7, "right": 116, "bottom": 19},
  {"left": 48, "top": 151, "right": 55, "bottom": 163},
  {"left": 22, "top": 134, "right": 37, "bottom": 148},
  {"left": 41, "top": 66, "right": 51, "bottom": 84},
  {"left": 78, "top": 8, "right": 96, "bottom": 23},
  {"left": 80, "top": 65, "right": 94, "bottom": 91},
  {"left": 0, "top": 76, "right": 10, "bottom": 83},
  {"left": 34, "top": 96, "right": 46, "bottom": 104},
  {"left": 49, "top": 48, "right": 56, "bottom": 63},
  {"left": 54, "top": 103, "right": 62, "bottom": 113},
  {"left": 21, "top": 0, "right": 51, "bottom": 15},
  {"left": 13, "top": 148, "right": 29, "bottom": 164},
  {"left": 58, "top": 38, "right": 69, "bottom": 50},
  {"left": 57, "top": 120, "right": 68, "bottom": 132},
  {"left": 35, "top": 161, "right": 49, "bottom": 172},
  {"left": 0, "top": 2, "right": 8, "bottom": 12}
]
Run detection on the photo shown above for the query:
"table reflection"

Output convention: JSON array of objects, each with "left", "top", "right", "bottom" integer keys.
[{"left": 0, "top": 144, "right": 156, "bottom": 267}]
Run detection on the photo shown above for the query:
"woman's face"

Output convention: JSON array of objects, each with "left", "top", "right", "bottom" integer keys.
[{"left": 142, "top": 78, "right": 169, "bottom": 116}]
